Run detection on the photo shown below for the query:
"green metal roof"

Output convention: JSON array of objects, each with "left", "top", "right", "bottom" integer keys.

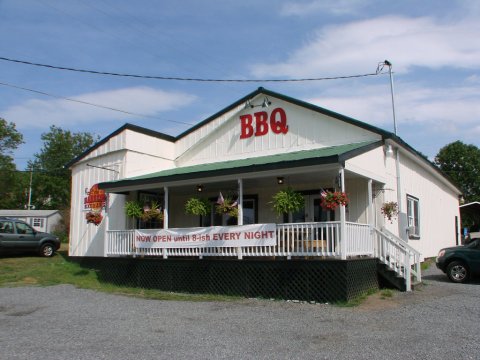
[{"left": 99, "top": 140, "right": 381, "bottom": 190}]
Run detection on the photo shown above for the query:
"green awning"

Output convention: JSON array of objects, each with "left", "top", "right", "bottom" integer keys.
[{"left": 99, "top": 140, "right": 381, "bottom": 190}]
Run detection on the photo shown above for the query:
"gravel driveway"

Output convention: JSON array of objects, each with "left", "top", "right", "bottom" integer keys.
[{"left": 1, "top": 265, "right": 479, "bottom": 360}]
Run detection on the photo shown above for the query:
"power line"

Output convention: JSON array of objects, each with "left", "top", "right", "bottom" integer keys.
[
  {"left": 0, "top": 56, "right": 381, "bottom": 82},
  {"left": 0, "top": 81, "right": 195, "bottom": 126}
]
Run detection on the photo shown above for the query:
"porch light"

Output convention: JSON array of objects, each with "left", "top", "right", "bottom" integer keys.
[
  {"left": 277, "top": 177, "right": 285, "bottom": 185},
  {"left": 262, "top": 97, "right": 271, "bottom": 108},
  {"left": 245, "top": 97, "right": 272, "bottom": 109},
  {"left": 196, "top": 184, "right": 204, "bottom": 192}
]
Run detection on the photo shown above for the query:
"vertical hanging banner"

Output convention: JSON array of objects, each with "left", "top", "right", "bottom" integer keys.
[
  {"left": 84, "top": 184, "right": 107, "bottom": 226},
  {"left": 135, "top": 223, "right": 277, "bottom": 249}
]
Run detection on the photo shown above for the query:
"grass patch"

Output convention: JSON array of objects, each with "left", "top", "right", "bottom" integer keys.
[
  {"left": 380, "top": 289, "right": 394, "bottom": 299},
  {"left": 334, "top": 287, "right": 379, "bottom": 307},
  {"left": 421, "top": 258, "right": 435, "bottom": 271},
  {"left": 0, "top": 246, "right": 239, "bottom": 302}
]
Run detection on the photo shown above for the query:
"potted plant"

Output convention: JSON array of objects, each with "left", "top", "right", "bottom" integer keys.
[
  {"left": 124, "top": 200, "right": 143, "bottom": 219},
  {"left": 381, "top": 201, "right": 399, "bottom": 223},
  {"left": 216, "top": 196, "right": 239, "bottom": 218},
  {"left": 85, "top": 211, "right": 103, "bottom": 226},
  {"left": 185, "top": 197, "right": 211, "bottom": 217},
  {"left": 124, "top": 200, "right": 163, "bottom": 222},
  {"left": 320, "top": 190, "right": 349, "bottom": 211},
  {"left": 271, "top": 187, "right": 304, "bottom": 217},
  {"left": 141, "top": 200, "right": 163, "bottom": 222}
]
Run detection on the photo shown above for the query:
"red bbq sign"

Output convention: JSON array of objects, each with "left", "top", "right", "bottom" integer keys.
[{"left": 239, "top": 107, "right": 289, "bottom": 139}]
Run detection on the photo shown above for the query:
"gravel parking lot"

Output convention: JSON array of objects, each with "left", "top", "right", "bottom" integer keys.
[{"left": 1, "top": 265, "right": 479, "bottom": 360}]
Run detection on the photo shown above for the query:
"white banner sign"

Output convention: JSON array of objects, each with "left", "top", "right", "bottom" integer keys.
[{"left": 134, "top": 223, "right": 277, "bottom": 249}]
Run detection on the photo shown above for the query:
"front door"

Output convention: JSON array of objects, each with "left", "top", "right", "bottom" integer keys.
[{"left": 307, "top": 195, "right": 335, "bottom": 222}]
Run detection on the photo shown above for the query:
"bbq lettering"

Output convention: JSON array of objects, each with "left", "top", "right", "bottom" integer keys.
[{"left": 240, "top": 107, "right": 289, "bottom": 139}]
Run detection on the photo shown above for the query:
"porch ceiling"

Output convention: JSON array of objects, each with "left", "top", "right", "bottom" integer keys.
[{"left": 99, "top": 140, "right": 381, "bottom": 193}]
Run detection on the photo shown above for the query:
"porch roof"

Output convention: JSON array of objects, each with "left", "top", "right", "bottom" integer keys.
[{"left": 99, "top": 140, "right": 381, "bottom": 191}]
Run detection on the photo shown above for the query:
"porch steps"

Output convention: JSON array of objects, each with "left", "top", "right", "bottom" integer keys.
[{"left": 376, "top": 262, "right": 422, "bottom": 292}]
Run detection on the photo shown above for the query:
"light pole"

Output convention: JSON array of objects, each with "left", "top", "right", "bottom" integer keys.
[{"left": 377, "top": 60, "right": 397, "bottom": 135}]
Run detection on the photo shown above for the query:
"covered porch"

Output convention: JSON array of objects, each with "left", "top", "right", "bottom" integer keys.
[{"left": 99, "top": 152, "right": 421, "bottom": 291}]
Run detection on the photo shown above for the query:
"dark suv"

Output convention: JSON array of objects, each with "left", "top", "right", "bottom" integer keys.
[
  {"left": 436, "top": 239, "right": 480, "bottom": 283},
  {"left": 0, "top": 217, "right": 60, "bottom": 257}
]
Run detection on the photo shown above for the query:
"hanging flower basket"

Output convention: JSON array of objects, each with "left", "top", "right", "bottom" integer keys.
[
  {"left": 124, "top": 200, "right": 163, "bottom": 222},
  {"left": 185, "top": 197, "right": 211, "bottom": 216},
  {"left": 140, "top": 200, "right": 164, "bottom": 222},
  {"left": 86, "top": 211, "right": 103, "bottom": 226},
  {"left": 215, "top": 196, "right": 239, "bottom": 218},
  {"left": 320, "top": 191, "right": 349, "bottom": 211},
  {"left": 271, "top": 187, "right": 304, "bottom": 216},
  {"left": 381, "top": 201, "right": 399, "bottom": 223}
]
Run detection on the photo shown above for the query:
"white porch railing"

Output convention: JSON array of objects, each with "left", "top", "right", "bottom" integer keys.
[
  {"left": 106, "top": 222, "right": 373, "bottom": 259},
  {"left": 373, "top": 227, "right": 422, "bottom": 291}
]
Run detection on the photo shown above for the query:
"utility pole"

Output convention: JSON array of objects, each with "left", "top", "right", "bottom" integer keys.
[{"left": 27, "top": 168, "right": 33, "bottom": 210}]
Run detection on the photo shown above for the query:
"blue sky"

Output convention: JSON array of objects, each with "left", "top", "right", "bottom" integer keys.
[{"left": 1, "top": 0, "right": 479, "bottom": 170}]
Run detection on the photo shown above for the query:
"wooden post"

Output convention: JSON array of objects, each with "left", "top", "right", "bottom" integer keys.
[
  {"left": 237, "top": 178, "right": 243, "bottom": 259},
  {"left": 339, "top": 168, "right": 347, "bottom": 260},
  {"left": 163, "top": 186, "right": 169, "bottom": 229}
]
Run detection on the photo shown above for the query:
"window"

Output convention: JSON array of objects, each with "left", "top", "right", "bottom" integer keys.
[
  {"left": 15, "top": 222, "right": 35, "bottom": 235},
  {"left": 33, "top": 218, "right": 44, "bottom": 228},
  {"left": 0, "top": 221, "right": 14, "bottom": 233},
  {"left": 407, "top": 195, "right": 420, "bottom": 238}
]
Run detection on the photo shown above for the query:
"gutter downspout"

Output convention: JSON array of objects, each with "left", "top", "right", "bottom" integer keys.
[{"left": 395, "top": 148, "right": 406, "bottom": 240}]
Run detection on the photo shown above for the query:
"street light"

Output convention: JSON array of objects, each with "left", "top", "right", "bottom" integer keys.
[{"left": 377, "top": 60, "right": 397, "bottom": 135}]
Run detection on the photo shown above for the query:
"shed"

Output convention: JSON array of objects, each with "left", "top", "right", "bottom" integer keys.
[{"left": 0, "top": 210, "right": 62, "bottom": 233}]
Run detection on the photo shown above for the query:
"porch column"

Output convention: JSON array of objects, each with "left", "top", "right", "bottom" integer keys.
[
  {"left": 237, "top": 179, "right": 244, "bottom": 226},
  {"left": 367, "top": 179, "right": 374, "bottom": 229},
  {"left": 103, "top": 195, "right": 110, "bottom": 257},
  {"left": 339, "top": 168, "right": 347, "bottom": 260},
  {"left": 237, "top": 179, "right": 243, "bottom": 260},
  {"left": 163, "top": 186, "right": 169, "bottom": 229}
]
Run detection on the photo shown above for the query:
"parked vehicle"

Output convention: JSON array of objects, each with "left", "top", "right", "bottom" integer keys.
[
  {"left": 436, "top": 239, "right": 480, "bottom": 283},
  {"left": 0, "top": 217, "right": 60, "bottom": 257}
]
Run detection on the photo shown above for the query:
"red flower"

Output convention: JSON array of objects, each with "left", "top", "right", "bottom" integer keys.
[
  {"left": 320, "top": 191, "right": 349, "bottom": 210},
  {"left": 86, "top": 211, "right": 103, "bottom": 226}
]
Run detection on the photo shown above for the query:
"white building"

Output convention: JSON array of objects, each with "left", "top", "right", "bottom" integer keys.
[
  {"left": 0, "top": 209, "right": 62, "bottom": 233},
  {"left": 67, "top": 88, "right": 462, "bottom": 292}
]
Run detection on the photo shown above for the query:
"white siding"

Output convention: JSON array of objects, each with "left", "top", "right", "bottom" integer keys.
[
  {"left": 69, "top": 152, "right": 125, "bottom": 257},
  {"left": 176, "top": 97, "right": 381, "bottom": 167},
  {"left": 398, "top": 153, "right": 460, "bottom": 258}
]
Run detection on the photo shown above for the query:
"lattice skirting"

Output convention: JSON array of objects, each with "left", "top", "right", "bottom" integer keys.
[{"left": 72, "top": 257, "right": 379, "bottom": 303}]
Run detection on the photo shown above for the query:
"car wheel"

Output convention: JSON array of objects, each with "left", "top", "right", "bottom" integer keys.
[
  {"left": 40, "top": 243, "right": 55, "bottom": 257},
  {"left": 446, "top": 261, "right": 469, "bottom": 283}
]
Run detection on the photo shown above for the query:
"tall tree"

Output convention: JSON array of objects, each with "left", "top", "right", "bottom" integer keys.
[
  {"left": 0, "top": 118, "right": 25, "bottom": 209},
  {"left": 29, "top": 126, "right": 98, "bottom": 210},
  {"left": 434, "top": 141, "right": 480, "bottom": 203}
]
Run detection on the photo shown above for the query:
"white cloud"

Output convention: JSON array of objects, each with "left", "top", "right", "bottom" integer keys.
[
  {"left": 307, "top": 82, "right": 480, "bottom": 137},
  {"left": 280, "top": 0, "right": 368, "bottom": 16},
  {"left": 2, "top": 87, "right": 197, "bottom": 129},
  {"left": 251, "top": 15, "right": 480, "bottom": 77}
]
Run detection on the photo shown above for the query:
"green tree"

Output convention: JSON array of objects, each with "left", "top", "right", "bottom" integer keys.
[
  {"left": 434, "top": 141, "right": 480, "bottom": 203},
  {"left": 0, "top": 118, "right": 25, "bottom": 209},
  {"left": 29, "top": 126, "right": 98, "bottom": 210}
]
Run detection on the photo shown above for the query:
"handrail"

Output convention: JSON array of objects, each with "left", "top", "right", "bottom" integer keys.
[
  {"left": 106, "top": 222, "right": 373, "bottom": 259},
  {"left": 373, "top": 227, "right": 422, "bottom": 291}
]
